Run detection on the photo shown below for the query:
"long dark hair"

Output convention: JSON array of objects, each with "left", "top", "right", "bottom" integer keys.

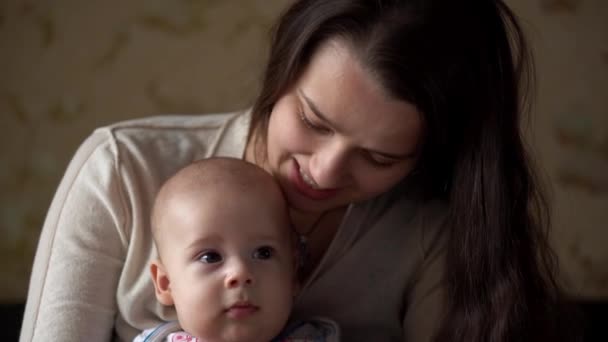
[{"left": 249, "top": 0, "right": 578, "bottom": 341}]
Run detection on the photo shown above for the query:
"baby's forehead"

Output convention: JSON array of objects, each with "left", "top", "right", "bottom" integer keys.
[
  {"left": 161, "top": 202, "right": 293, "bottom": 250},
  {"left": 153, "top": 158, "right": 290, "bottom": 238},
  {"left": 172, "top": 160, "right": 278, "bottom": 195}
]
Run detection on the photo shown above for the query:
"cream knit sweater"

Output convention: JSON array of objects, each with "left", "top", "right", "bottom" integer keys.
[{"left": 20, "top": 110, "right": 447, "bottom": 342}]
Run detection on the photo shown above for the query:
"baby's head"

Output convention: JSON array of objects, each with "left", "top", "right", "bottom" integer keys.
[{"left": 150, "top": 157, "right": 296, "bottom": 342}]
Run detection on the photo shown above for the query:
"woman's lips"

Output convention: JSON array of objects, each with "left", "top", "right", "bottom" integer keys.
[
  {"left": 225, "top": 303, "right": 259, "bottom": 319},
  {"left": 289, "top": 159, "right": 338, "bottom": 200}
]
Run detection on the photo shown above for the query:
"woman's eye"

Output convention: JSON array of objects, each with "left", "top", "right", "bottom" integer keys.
[
  {"left": 199, "top": 251, "right": 222, "bottom": 264},
  {"left": 366, "top": 152, "right": 398, "bottom": 167},
  {"left": 252, "top": 246, "right": 275, "bottom": 260},
  {"left": 298, "top": 110, "right": 331, "bottom": 134}
]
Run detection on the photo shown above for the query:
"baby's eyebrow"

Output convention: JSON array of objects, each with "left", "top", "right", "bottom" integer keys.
[
  {"left": 252, "top": 235, "right": 285, "bottom": 244},
  {"left": 186, "top": 235, "right": 220, "bottom": 250}
]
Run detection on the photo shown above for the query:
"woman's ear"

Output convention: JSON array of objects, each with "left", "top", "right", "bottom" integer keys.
[{"left": 150, "top": 260, "right": 174, "bottom": 306}]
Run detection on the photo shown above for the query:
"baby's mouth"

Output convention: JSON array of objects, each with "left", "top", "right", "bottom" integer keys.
[{"left": 225, "top": 301, "right": 259, "bottom": 319}]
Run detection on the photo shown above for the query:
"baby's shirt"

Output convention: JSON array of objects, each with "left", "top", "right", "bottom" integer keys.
[
  {"left": 133, "top": 322, "right": 194, "bottom": 342},
  {"left": 133, "top": 318, "right": 340, "bottom": 342}
]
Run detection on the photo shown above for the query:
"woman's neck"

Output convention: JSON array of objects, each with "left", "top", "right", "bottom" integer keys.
[
  {"left": 290, "top": 209, "right": 322, "bottom": 234},
  {"left": 289, "top": 207, "right": 347, "bottom": 243},
  {"left": 291, "top": 206, "right": 347, "bottom": 281}
]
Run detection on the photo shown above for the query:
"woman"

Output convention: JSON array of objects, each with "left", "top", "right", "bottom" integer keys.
[{"left": 20, "top": 1, "right": 576, "bottom": 341}]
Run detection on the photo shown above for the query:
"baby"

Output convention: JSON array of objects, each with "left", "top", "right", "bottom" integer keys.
[{"left": 134, "top": 157, "right": 339, "bottom": 342}]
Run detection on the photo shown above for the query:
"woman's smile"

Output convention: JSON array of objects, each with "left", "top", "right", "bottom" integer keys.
[{"left": 289, "top": 158, "right": 338, "bottom": 200}]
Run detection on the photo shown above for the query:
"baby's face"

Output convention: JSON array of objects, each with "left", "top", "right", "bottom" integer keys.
[{"left": 157, "top": 187, "right": 295, "bottom": 342}]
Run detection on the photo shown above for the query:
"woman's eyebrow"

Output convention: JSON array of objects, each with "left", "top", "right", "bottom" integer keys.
[
  {"left": 366, "top": 148, "right": 417, "bottom": 160},
  {"left": 297, "top": 88, "right": 333, "bottom": 125},
  {"left": 298, "top": 88, "right": 417, "bottom": 159}
]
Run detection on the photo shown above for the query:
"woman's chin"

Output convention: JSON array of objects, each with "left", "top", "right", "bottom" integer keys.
[
  {"left": 287, "top": 192, "right": 348, "bottom": 214},
  {"left": 287, "top": 197, "right": 329, "bottom": 214}
]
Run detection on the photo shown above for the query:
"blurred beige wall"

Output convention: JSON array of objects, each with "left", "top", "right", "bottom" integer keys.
[
  {"left": 0, "top": 0, "right": 606, "bottom": 302},
  {"left": 508, "top": 0, "right": 608, "bottom": 299},
  {"left": 0, "top": 0, "right": 289, "bottom": 302}
]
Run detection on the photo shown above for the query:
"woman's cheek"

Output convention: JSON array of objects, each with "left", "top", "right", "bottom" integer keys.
[
  {"left": 354, "top": 162, "right": 412, "bottom": 197},
  {"left": 279, "top": 115, "right": 310, "bottom": 152}
]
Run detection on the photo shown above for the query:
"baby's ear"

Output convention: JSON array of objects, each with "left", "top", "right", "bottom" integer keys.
[{"left": 150, "top": 260, "right": 174, "bottom": 306}]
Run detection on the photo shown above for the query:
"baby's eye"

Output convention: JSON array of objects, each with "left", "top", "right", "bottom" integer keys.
[
  {"left": 252, "top": 246, "right": 275, "bottom": 260},
  {"left": 199, "top": 251, "right": 222, "bottom": 264}
]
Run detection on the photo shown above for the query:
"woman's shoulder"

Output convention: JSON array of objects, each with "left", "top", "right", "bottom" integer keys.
[
  {"left": 354, "top": 180, "right": 448, "bottom": 258},
  {"left": 54, "top": 110, "right": 251, "bottom": 227},
  {"left": 96, "top": 110, "right": 249, "bottom": 154},
  {"left": 74, "top": 110, "right": 251, "bottom": 174},
  {"left": 101, "top": 110, "right": 246, "bottom": 132}
]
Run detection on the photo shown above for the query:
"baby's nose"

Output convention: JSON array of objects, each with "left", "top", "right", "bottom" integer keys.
[{"left": 225, "top": 260, "right": 254, "bottom": 288}]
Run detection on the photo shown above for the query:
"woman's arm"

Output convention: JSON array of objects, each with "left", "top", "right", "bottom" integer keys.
[
  {"left": 20, "top": 131, "right": 130, "bottom": 342},
  {"left": 401, "top": 248, "right": 445, "bottom": 342},
  {"left": 402, "top": 201, "right": 447, "bottom": 342}
]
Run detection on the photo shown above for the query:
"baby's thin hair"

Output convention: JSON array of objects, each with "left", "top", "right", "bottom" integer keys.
[{"left": 150, "top": 157, "right": 289, "bottom": 258}]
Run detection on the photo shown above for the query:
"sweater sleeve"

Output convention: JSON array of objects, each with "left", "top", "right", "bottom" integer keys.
[
  {"left": 401, "top": 201, "right": 447, "bottom": 342},
  {"left": 20, "top": 129, "right": 130, "bottom": 342},
  {"left": 401, "top": 247, "right": 445, "bottom": 342}
]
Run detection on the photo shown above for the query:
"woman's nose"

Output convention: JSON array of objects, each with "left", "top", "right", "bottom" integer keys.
[
  {"left": 224, "top": 259, "right": 254, "bottom": 288},
  {"left": 310, "top": 140, "right": 349, "bottom": 188}
]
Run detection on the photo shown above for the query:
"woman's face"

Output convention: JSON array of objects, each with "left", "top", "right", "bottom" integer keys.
[{"left": 263, "top": 40, "right": 423, "bottom": 214}]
